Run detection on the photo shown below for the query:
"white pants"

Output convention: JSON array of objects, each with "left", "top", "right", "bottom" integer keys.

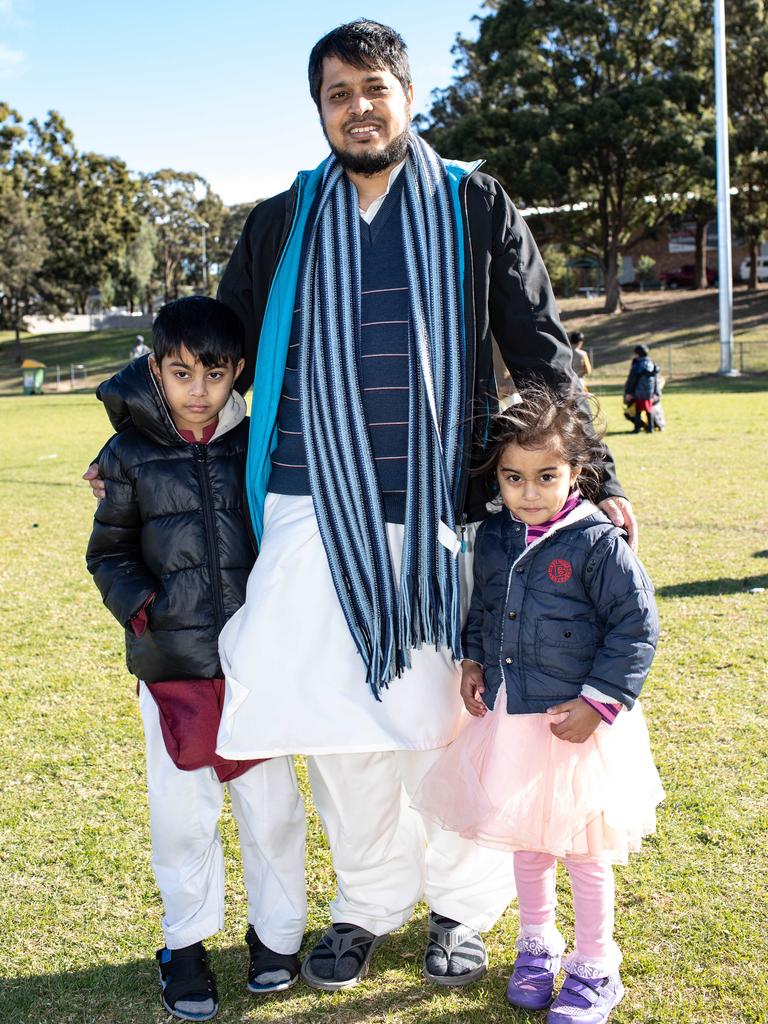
[
  {"left": 140, "top": 683, "right": 307, "bottom": 952},
  {"left": 308, "top": 748, "right": 517, "bottom": 936}
]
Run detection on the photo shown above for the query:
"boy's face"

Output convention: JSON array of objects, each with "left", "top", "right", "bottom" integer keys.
[{"left": 150, "top": 343, "right": 244, "bottom": 439}]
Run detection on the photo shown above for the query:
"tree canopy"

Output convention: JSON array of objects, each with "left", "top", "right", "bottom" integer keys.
[{"left": 419, "top": 0, "right": 766, "bottom": 310}]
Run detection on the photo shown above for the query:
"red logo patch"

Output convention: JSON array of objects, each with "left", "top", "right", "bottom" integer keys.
[{"left": 548, "top": 559, "right": 573, "bottom": 584}]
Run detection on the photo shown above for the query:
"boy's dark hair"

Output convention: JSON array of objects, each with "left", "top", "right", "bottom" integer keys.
[
  {"left": 569, "top": 331, "right": 585, "bottom": 346},
  {"left": 634, "top": 344, "right": 649, "bottom": 357},
  {"left": 308, "top": 19, "right": 411, "bottom": 110},
  {"left": 152, "top": 296, "right": 244, "bottom": 368},
  {"left": 477, "top": 382, "right": 607, "bottom": 502}
]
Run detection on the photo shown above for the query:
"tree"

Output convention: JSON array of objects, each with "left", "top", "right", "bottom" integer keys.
[
  {"left": 728, "top": 0, "right": 768, "bottom": 290},
  {"left": 23, "top": 112, "right": 140, "bottom": 313},
  {"left": 115, "top": 217, "right": 157, "bottom": 313},
  {"left": 138, "top": 171, "right": 224, "bottom": 302},
  {"left": 420, "top": 0, "right": 711, "bottom": 312},
  {"left": 210, "top": 201, "right": 258, "bottom": 287},
  {"left": 0, "top": 189, "right": 48, "bottom": 361}
]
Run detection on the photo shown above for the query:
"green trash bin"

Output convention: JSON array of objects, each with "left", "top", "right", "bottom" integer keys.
[{"left": 21, "top": 359, "right": 46, "bottom": 395}]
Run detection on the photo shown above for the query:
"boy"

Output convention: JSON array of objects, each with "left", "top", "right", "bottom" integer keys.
[{"left": 86, "top": 296, "right": 306, "bottom": 1022}]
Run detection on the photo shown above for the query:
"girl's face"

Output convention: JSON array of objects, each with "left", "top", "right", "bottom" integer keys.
[{"left": 496, "top": 441, "right": 581, "bottom": 525}]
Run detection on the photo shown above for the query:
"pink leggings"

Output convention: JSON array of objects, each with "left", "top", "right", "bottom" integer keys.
[{"left": 514, "top": 851, "right": 615, "bottom": 960}]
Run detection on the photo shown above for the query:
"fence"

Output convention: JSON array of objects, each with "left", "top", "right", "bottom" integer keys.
[{"left": 588, "top": 338, "right": 768, "bottom": 380}]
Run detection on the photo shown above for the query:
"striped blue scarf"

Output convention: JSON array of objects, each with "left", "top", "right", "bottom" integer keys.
[{"left": 298, "top": 134, "right": 465, "bottom": 698}]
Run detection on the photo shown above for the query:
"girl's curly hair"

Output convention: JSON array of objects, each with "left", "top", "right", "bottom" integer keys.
[{"left": 477, "top": 381, "right": 608, "bottom": 502}]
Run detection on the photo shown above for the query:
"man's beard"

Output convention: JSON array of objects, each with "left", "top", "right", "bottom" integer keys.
[{"left": 326, "top": 124, "right": 411, "bottom": 176}]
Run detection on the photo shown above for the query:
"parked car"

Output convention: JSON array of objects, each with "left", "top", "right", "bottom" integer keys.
[
  {"left": 739, "top": 255, "right": 768, "bottom": 282},
  {"left": 658, "top": 264, "right": 718, "bottom": 288}
]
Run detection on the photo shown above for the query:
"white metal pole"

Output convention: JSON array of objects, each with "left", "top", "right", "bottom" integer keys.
[{"left": 714, "top": 0, "right": 738, "bottom": 375}]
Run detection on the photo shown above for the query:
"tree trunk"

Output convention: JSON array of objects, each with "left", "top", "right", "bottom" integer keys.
[
  {"left": 602, "top": 245, "right": 624, "bottom": 314},
  {"left": 693, "top": 221, "right": 708, "bottom": 289},
  {"left": 748, "top": 238, "right": 758, "bottom": 290},
  {"left": 12, "top": 292, "right": 23, "bottom": 363}
]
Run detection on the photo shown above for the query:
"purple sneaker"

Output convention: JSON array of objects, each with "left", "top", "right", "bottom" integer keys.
[
  {"left": 506, "top": 937, "right": 562, "bottom": 1010},
  {"left": 547, "top": 970, "right": 624, "bottom": 1024}
]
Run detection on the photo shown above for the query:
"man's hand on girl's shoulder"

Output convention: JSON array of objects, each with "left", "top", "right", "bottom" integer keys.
[
  {"left": 598, "top": 496, "right": 637, "bottom": 552},
  {"left": 460, "top": 661, "right": 487, "bottom": 717}
]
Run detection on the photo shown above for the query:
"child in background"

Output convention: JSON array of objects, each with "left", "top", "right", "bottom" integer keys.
[
  {"left": 413, "top": 383, "right": 663, "bottom": 1024},
  {"left": 87, "top": 296, "right": 306, "bottom": 1022}
]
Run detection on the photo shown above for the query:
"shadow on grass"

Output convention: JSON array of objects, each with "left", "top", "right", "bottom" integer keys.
[
  {"left": 657, "top": 573, "right": 768, "bottom": 598},
  {"left": 3, "top": 921, "right": 527, "bottom": 1024}
]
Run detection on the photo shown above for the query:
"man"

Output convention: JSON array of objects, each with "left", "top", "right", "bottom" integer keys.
[{"left": 86, "top": 18, "right": 636, "bottom": 993}]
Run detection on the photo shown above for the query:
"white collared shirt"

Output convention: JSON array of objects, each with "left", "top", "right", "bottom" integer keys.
[{"left": 359, "top": 160, "right": 406, "bottom": 224}]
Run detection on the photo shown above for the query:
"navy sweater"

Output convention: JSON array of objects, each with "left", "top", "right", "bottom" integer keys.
[{"left": 268, "top": 174, "right": 410, "bottom": 523}]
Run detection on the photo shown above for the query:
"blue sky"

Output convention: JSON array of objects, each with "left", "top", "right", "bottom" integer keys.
[{"left": 1, "top": 0, "right": 484, "bottom": 203}]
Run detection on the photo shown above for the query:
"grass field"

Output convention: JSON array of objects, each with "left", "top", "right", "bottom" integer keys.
[{"left": 1, "top": 376, "right": 767, "bottom": 1024}]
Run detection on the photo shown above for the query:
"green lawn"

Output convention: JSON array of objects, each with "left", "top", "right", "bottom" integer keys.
[{"left": 1, "top": 380, "right": 767, "bottom": 1024}]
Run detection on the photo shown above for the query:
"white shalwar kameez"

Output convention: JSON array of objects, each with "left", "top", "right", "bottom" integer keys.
[{"left": 216, "top": 493, "right": 516, "bottom": 936}]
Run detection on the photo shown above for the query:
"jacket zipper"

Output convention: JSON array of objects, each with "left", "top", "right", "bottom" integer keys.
[{"left": 193, "top": 444, "right": 226, "bottom": 632}]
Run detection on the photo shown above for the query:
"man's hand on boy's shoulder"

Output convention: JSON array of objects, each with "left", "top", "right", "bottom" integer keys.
[{"left": 83, "top": 463, "right": 105, "bottom": 501}]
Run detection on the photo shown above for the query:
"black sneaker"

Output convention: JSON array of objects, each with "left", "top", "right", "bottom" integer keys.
[
  {"left": 245, "top": 925, "right": 300, "bottom": 994},
  {"left": 156, "top": 942, "right": 218, "bottom": 1021}
]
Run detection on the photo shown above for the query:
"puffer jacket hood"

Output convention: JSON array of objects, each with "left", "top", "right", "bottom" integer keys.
[{"left": 96, "top": 353, "right": 247, "bottom": 447}]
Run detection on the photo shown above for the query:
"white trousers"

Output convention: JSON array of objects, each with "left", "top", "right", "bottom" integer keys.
[
  {"left": 308, "top": 748, "right": 517, "bottom": 936},
  {"left": 140, "top": 683, "right": 307, "bottom": 952}
]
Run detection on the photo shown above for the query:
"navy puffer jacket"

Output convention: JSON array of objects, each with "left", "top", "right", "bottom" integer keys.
[
  {"left": 463, "top": 503, "right": 658, "bottom": 714},
  {"left": 86, "top": 356, "right": 255, "bottom": 682}
]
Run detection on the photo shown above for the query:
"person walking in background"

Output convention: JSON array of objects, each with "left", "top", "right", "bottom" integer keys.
[
  {"left": 413, "top": 383, "right": 663, "bottom": 1024},
  {"left": 130, "top": 334, "right": 150, "bottom": 360},
  {"left": 568, "top": 331, "right": 592, "bottom": 390},
  {"left": 624, "top": 345, "right": 660, "bottom": 433}
]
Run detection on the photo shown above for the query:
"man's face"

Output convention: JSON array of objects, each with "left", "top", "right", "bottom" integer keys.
[{"left": 318, "top": 56, "right": 413, "bottom": 175}]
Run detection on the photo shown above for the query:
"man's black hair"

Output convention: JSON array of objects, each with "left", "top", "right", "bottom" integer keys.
[
  {"left": 152, "top": 296, "right": 244, "bottom": 367},
  {"left": 634, "top": 344, "right": 649, "bottom": 357},
  {"left": 308, "top": 19, "right": 411, "bottom": 109}
]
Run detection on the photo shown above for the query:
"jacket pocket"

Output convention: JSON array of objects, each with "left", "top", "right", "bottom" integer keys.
[{"left": 534, "top": 619, "right": 596, "bottom": 681}]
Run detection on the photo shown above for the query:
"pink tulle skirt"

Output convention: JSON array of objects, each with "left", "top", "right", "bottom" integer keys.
[{"left": 412, "top": 693, "right": 664, "bottom": 865}]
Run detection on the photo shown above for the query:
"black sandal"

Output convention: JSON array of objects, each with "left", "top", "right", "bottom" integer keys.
[
  {"left": 423, "top": 913, "right": 488, "bottom": 987},
  {"left": 156, "top": 943, "right": 219, "bottom": 1021},
  {"left": 300, "top": 923, "right": 385, "bottom": 991},
  {"left": 245, "top": 925, "right": 300, "bottom": 993}
]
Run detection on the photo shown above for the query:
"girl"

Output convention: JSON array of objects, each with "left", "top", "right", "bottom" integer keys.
[{"left": 413, "top": 383, "right": 663, "bottom": 1024}]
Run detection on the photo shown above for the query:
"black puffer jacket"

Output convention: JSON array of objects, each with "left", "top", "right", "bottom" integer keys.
[{"left": 86, "top": 356, "right": 254, "bottom": 682}]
